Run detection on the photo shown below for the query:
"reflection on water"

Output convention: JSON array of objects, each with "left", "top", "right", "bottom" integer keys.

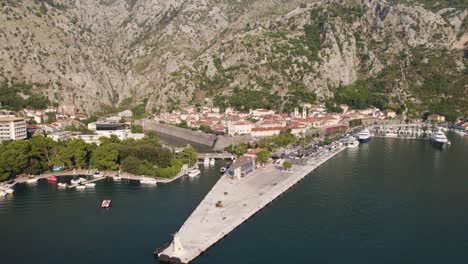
[{"left": 1, "top": 135, "right": 468, "bottom": 264}]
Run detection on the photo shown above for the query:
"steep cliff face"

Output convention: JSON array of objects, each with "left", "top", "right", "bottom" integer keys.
[{"left": 0, "top": 0, "right": 466, "bottom": 115}]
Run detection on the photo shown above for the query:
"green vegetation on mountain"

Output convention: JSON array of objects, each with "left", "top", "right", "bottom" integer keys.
[
  {"left": 0, "top": 82, "right": 50, "bottom": 110},
  {"left": 400, "top": 0, "right": 467, "bottom": 11}
]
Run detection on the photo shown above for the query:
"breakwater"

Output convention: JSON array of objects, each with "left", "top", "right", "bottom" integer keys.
[{"left": 158, "top": 145, "right": 347, "bottom": 263}]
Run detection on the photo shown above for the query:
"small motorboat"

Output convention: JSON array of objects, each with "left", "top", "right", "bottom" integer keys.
[
  {"left": 101, "top": 199, "right": 111, "bottom": 208},
  {"left": 76, "top": 185, "right": 86, "bottom": 190},
  {"left": 94, "top": 171, "right": 104, "bottom": 178},
  {"left": 0, "top": 190, "right": 6, "bottom": 197},
  {"left": 71, "top": 178, "right": 79, "bottom": 185},
  {"left": 5, "top": 188, "right": 14, "bottom": 194},
  {"left": 203, "top": 157, "right": 210, "bottom": 164},
  {"left": 26, "top": 178, "right": 38, "bottom": 184},
  {"left": 141, "top": 178, "right": 157, "bottom": 185},
  {"left": 85, "top": 183, "right": 96, "bottom": 187},
  {"left": 46, "top": 176, "right": 57, "bottom": 183},
  {"left": 187, "top": 169, "right": 201, "bottom": 177},
  {"left": 209, "top": 158, "right": 215, "bottom": 165},
  {"left": 113, "top": 174, "right": 122, "bottom": 181},
  {"left": 57, "top": 183, "right": 67, "bottom": 188}
]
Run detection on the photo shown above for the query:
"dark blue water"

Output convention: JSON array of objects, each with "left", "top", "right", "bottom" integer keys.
[{"left": 1, "top": 134, "right": 467, "bottom": 264}]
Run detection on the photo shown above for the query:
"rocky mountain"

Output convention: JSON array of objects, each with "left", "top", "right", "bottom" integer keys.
[{"left": 0, "top": 0, "right": 466, "bottom": 118}]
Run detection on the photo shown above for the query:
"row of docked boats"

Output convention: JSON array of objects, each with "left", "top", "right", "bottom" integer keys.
[
  {"left": 0, "top": 183, "right": 15, "bottom": 197},
  {"left": 202, "top": 157, "right": 216, "bottom": 166}
]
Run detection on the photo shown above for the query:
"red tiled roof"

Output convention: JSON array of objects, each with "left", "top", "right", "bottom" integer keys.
[
  {"left": 244, "top": 148, "right": 264, "bottom": 156},
  {"left": 231, "top": 155, "right": 255, "bottom": 170}
]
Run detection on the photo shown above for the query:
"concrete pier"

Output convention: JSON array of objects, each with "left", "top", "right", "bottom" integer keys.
[{"left": 158, "top": 146, "right": 346, "bottom": 263}]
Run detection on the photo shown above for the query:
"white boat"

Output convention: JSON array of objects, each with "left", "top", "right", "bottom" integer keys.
[
  {"left": 358, "top": 129, "right": 371, "bottom": 143},
  {"left": 187, "top": 169, "right": 201, "bottom": 177},
  {"left": 385, "top": 130, "right": 398, "bottom": 137},
  {"left": 209, "top": 158, "right": 215, "bottom": 165},
  {"left": 101, "top": 199, "right": 111, "bottom": 208},
  {"left": 5, "top": 188, "right": 14, "bottom": 194},
  {"left": 26, "top": 178, "right": 38, "bottom": 184},
  {"left": 203, "top": 157, "right": 210, "bottom": 164},
  {"left": 93, "top": 171, "right": 104, "bottom": 178},
  {"left": 220, "top": 167, "right": 227, "bottom": 174},
  {"left": 85, "top": 183, "right": 96, "bottom": 187},
  {"left": 71, "top": 178, "right": 80, "bottom": 185},
  {"left": 113, "top": 175, "right": 122, "bottom": 181},
  {"left": 57, "top": 183, "right": 67, "bottom": 188},
  {"left": 0, "top": 190, "right": 6, "bottom": 197},
  {"left": 347, "top": 138, "right": 359, "bottom": 148},
  {"left": 76, "top": 185, "right": 86, "bottom": 190},
  {"left": 431, "top": 131, "right": 448, "bottom": 148},
  {"left": 141, "top": 178, "right": 157, "bottom": 185}
]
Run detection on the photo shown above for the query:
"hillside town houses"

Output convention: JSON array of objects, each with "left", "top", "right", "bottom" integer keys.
[
  {"left": 1, "top": 102, "right": 463, "bottom": 143},
  {"left": 0, "top": 105, "right": 143, "bottom": 143},
  {"left": 154, "top": 104, "right": 401, "bottom": 138}
]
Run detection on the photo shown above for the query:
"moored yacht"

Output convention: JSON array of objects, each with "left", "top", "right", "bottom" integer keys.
[
  {"left": 141, "top": 178, "right": 157, "bottom": 185},
  {"left": 26, "top": 178, "right": 38, "bottom": 184},
  {"left": 347, "top": 137, "right": 359, "bottom": 148},
  {"left": 385, "top": 129, "right": 398, "bottom": 137},
  {"left": 431, "top": 131, "right": 448, "bottom": 148},
  {"left": 188, "top": 169, "right": 201, "bottom": 177},
  {"left": 203, "top": 157, "right": 210, "bottom": 164},
  {"left": 358, "top": 129, "right": 371, "bottom": 143},
  {"left": 210, "top": 158, "right": 215, "bottom": 165}
]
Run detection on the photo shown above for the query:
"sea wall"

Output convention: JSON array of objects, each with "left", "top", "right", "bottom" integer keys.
[
  {"left": 212, "top": 134, "right": 253, "bottom": 151},
  {"left": 139, "top": 120, "right": 216, "bottom": 147}
]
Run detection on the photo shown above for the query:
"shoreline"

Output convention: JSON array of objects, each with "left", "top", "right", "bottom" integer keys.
[{"left": 12, "top": 164, "right": 198, "bottom": 186}]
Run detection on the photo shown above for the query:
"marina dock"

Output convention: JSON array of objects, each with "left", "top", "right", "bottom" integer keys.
[
  {"left": 13, "top": 164, "right": 195, "bottom": 186},
  {"left": 158, "top": 145, "right": 347, "bottom": 263}
]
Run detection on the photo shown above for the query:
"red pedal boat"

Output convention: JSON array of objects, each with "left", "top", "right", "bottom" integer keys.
[
  {"left": 46, "top": 176, "right": 57, "bottom": 183},
  {"left": 101, "top": 200, "right": 111, "bottom": 208}
]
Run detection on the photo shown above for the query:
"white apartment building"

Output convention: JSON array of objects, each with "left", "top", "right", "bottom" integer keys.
[
  {"left": 49, "top": 131, "right": 73, "bottom": 141},
  {"left": 227, "top": 121, "right": 252, "bottom": 135},
  {"left": 0, "top": 116, "right": 27, "bottom": 141}
]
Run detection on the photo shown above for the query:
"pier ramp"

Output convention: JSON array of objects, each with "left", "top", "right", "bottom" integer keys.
[{"left": 158, "top": 146, "right": 346, "bottom": 263}]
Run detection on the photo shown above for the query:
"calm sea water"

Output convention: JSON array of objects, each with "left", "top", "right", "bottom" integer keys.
[{"left": 1, "top": 133, "right": 467, "bottom": 264}]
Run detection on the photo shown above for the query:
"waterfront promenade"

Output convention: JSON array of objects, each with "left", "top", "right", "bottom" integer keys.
[{"left": 158, "top": 145, "right": 346, "bottom": 263}]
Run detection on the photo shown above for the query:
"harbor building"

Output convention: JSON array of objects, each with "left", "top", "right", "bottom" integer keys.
[
  {"left": 427, "top": 114, "right": 445, "bottom": 123},
  {"left": 228, "top": 155, "right": 256, "bottom": 179},
  {"left": 0, "top": 116, "right": 27, "bottom": 141}
]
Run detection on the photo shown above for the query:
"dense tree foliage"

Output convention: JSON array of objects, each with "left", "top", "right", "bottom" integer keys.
[
  {"left": 0, "top": 82, "right": 51, "bottom": 110},
  {"left": 256, "top": 132, "right": 297, "bottom": 151},
  {"left": 131, "top": 125, "right": 144, "bottom": 133},
  {"left": 282, "top": 161, "right": 292, "bottom": 170},
  {"left": 199, "top": 124, "right": 213, "bottom": 133},
  {"left": 0, "top": 133, "right": 197, "bottom": 181},
  {"left": 333, "top": 81, "right": 389, "bottom": 110},
  {"left": 256, "top": 150, "right": 271, "bottom": 165}
]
